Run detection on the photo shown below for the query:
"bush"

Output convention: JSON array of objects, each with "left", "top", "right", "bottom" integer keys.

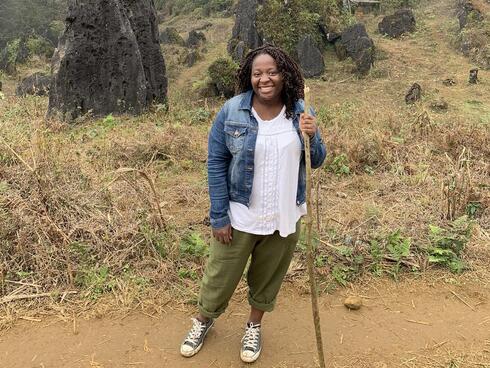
[
  {"left": 155, "top": 0, "right": 232, "bottom": 15},
  {"left": 159, "top": 27, "right": 185, "bottom": 46},
  {"left": 45, "top": 20, "right": 64, "bottom": 46},
  {"left": 208, "top": 57, "right": 239, "bottom": 98},
  {"left": 27, "top": 35, "right": 54, "bottom": 58}
]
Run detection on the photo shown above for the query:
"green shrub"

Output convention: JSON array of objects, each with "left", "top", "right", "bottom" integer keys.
[
  {"left": 179, "top": 231, "right": 208, "bottom": 258},
  {"left": 257, "top": 0, "right": 323, "bottom": 57},
  {"left": 27, "top": 35, "right": 54, "bottom": 58},
  {"left": 208, "top": 57, "right": 238, "bottom": 98},
  {"left": 427, "top": 216, "right": 473, "bottom": 273},
  {"left": 46, "top": 20, "right": 64, "bottom": 45}
]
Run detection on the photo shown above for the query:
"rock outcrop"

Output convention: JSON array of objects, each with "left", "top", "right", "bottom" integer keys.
[
  {"left": 16, "top": 72, "right": 51, "bottom": 97},
  {"left": 378, "top": 9, "right": 416, "bottom": 38},
  {"left": 336, "top": 23, "right": 375, "bottom": 75},
  {"left": 186, "top": 30, "right": 206, "bottom": 48},
  {"left": 405, "top": 83, "right": 421, "bottom": 104},
  {"left": 227, "top": 0, "right": 263, "bottom": 61},
  {"left": 457, "top": 0, "right": 483, "bottom": 29},
  {"left": 48, "top": 0, "right": 167, "bottom": 121},
  {"left": 296, "top": 35, "right": 324, "bottom": 78}
]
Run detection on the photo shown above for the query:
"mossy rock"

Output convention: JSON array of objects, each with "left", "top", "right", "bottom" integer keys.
[{"left": 159, "top": 27, "right": 185, "bottom": 46}]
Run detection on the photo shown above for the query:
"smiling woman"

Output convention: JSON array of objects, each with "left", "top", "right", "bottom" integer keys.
[{"left": 179, "top": 44, "right": 327, "bottom": 364}]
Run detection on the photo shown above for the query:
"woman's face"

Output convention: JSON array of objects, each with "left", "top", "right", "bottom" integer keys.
[{"left": 250, "top": 53, "right": 284, "bottom": 103}]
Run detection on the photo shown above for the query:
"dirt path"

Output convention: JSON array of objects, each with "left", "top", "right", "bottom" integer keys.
[{"left": 1, "top": 278, "right": 489, "bottom": 368}]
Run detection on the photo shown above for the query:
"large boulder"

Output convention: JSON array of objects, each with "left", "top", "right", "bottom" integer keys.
[
  {"left": 296, "top": 35, "right": 324, "bottom": 78},
  {"left": 16, "top": 72, "right": 51, "bottom": 97},
  {"left": 337, "top": 23, "right": 375, "bottom": 75},
  {"left": 378, "top": 9, "right": 416, "bottom": 38},
  {"left": 227, "top": 0, "right": 263, "bottom": 61},
  {"left": 48, "top": 0, "right": 167, "bottom": 121}
]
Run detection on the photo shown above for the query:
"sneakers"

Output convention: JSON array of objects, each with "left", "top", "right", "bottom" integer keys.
[
  {"left": 240, "top": 322, "right": 262, "bottom": 363},
  {"left": 180, "top": 317, "right": 214, "bottom": 357},
  {"left": 180, "top": 318, "right": 262, "bottom": 363}
]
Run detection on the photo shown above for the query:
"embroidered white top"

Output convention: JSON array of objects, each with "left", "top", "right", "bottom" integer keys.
[{"left": 228, "top": 105, "right": 307, "bottom": 237}]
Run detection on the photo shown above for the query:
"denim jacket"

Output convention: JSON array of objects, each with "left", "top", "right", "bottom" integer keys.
[{"left": 208, "top": 90, "right": 327, "bottom": 229}]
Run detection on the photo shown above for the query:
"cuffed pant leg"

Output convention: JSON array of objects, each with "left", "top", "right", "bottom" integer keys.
[
  {"left": 198, "top": 229, "right": 257, "bottom": 319},
  {"left": 246, "top": 222, "right": 301, "bottom": 312}
]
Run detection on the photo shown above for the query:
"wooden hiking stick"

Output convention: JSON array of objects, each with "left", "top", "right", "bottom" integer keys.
[{"left": 302, "top": 87, "right": 326, "bottom": 368}]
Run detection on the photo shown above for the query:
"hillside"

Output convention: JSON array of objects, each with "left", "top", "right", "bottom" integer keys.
[{"left": 0, "top": 0, "right": 489, "bottom": 366}]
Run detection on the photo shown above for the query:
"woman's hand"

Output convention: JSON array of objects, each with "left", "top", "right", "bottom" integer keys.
[
  {"left": 300, "top": 113, "right": 318, "bottom": 138},
  {"left": 212, "top": 224, "right": 233, "bottom": 245}
]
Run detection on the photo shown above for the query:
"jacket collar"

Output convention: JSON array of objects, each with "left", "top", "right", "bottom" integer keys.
[{"left": 239, "top": 89, "right": 304, "bottom": 115}]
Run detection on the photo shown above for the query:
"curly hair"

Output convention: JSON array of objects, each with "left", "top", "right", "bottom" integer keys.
[{"left": 236, "top": 44, "right": 304, "bottom": 119}]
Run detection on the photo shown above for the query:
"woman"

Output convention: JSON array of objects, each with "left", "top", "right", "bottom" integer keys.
[{"left": 180, "top": 44, "right": 327, "bottom": 363}]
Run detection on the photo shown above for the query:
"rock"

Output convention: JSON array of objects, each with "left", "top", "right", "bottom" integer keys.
[
  {"left": 15, "top": 72, "right": 51, "bottom": 97},
  {"left": 0, "top": 80, "right": 2, "bottom": 91},
  {"left": 457, "top": 0, "right": 483, "bottom": 30},
  {"left": 184, "top": 50, "right": 199, "bottom": 67},
  {"left": 378, "top": 9, "right": 416, "bottom": 38},
  {"left": 159, "top": 27, "right": 185, "bottom": 46},
  {"left": 430, "top": 99, "right": 448, "bottom": 111},
  {"left": 47, "top": 0, "right": 167, "bottom": 121},
  {"left": 186, "top": 30, "right": 206, "bottom": 48},
  {"left": 344, "top": 296, "right": 362, "bottom": 310},
  {"left": 0, "top": 36, "right": 30, "bottom": 74},
  {"left": 296, "top": 35, "right": 324, "bottom": 78},
  {"left": 443, "top": 78, "right": 456, "bottom": 86},
  {"left": 227, "top": 0, "right": 263, "bottom": 62},
  {"left": 405, "top": 83, "right": 421, "bottom": 104},
  {"left": 327, "top": 32, "right": 341, "bottom": 43},
  {"left": 469, "top": 68, "right": 479, "bottom": 83},
  {"left": 338, "top": 23, "right": 375, "bottom": 75}
]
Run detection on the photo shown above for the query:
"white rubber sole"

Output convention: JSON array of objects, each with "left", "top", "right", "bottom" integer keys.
[
  {"left": 180, "top": 320, "right": 215, "bottom": 358},
  {"left": 240, "top": 346, "right": 262, "bottom": 363}
]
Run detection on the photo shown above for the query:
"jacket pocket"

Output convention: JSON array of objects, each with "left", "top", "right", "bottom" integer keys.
[{"left": 224, "top": 124, "right": 247, "bottom": 154}]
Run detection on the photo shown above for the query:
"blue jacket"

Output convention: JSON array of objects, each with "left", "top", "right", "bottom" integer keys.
[{"left": 208, "top": 90, "right": 327, "bottom": 229}]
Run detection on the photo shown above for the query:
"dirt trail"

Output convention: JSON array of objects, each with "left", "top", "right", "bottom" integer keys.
[{"left": 1, "top": 278, "right": 489, "bottom": 368}]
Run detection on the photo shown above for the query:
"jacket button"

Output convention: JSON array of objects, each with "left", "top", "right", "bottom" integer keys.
[{"left": 234, "top": 130, "right": 239, "bottom": 137}]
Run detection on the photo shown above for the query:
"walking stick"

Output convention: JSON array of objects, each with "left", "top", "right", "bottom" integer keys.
[{"left": 302, "top": 87, "right": 326, "bottom": 368}]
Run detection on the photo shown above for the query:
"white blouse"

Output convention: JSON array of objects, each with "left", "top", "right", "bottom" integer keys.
[{"left": 228, "top": 105, "right": 307, "bottom": 237}]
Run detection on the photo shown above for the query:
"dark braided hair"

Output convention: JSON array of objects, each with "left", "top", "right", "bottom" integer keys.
[{"left": 236, "top": 44, "right": 304, "bottom": 119}]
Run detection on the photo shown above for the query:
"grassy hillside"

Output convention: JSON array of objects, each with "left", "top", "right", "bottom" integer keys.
[{"left": 0, "top": 0, "right": 488, "bottom": 328}]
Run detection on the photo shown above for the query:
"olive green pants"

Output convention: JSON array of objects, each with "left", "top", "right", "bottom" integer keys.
[{"left": 198, "top": 223, "right": 300, "bottom": 319}]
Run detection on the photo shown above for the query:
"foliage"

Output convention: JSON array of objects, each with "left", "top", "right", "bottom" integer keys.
[
  {"left": 75, "top": 265, "right": 116, "bottom": 299},
  {"left": 257, "top": 0, "right": 326, "bottom": 57},
  {"left": 179, "top": 231, "right": 208, "bottom": 258},
  {"left": 381, "top": 0, "right": 420, "bottom": 11},
  {"left": 156, "top": 0, "right": 233, "bottom": 16},
  {"left": 26, "top": 35, "right": 55, "bottom": 58},
  {"left": 208, "top": 57, "right": 238, "bottom": 98},
  {"left": 427, "top": 216, "right": 473, "bottom": 273},
  {"left": 0, "top": 0, "right": 65, "bottom": 49},
  {"left": 326, "top": 154, "right": 351, "bottom": 176}
]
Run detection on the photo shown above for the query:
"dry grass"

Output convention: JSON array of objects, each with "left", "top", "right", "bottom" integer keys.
[{"left": 0, "top": 0, "right": 489, "bottom": 331}]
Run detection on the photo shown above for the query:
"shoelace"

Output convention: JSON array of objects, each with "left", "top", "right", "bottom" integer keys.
[
  {"left": 242, "top": 324, "right": 261, "bottom": 351},
  {"left": 185, "top": 318, "right": 206, "bottom": 344}
]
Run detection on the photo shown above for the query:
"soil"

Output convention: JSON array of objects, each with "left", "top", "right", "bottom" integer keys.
[{"left": 1, "top": 277, "right": 489, "bottom": 368}]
